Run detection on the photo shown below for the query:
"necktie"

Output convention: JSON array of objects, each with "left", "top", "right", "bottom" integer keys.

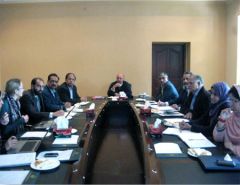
[{"left": 35, "top": 96, "right": 41, "bottom": 112}]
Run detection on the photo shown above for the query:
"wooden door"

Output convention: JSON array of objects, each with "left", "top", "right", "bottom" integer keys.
[{"left": 152, "top": 43, "right": 186, "bottom": 98}]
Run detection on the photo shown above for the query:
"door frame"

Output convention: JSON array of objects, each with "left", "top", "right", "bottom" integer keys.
[{"left": 151, "top": 42, "right": 191, "bottom": 96}]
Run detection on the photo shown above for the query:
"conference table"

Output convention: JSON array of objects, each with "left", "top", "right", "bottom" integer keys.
[{"left": 3, "top": 98, "right": 240, "bottom": 184}]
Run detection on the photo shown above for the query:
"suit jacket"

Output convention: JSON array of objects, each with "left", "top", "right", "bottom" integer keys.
[
  {"left": 107, "top": 81, "right": 133, "bottom": 99},
  {"left": 20, "top": 90, "right": 50, "bottom": 125},
  {"left": 0, "top": 97, "right": 25, "bottom": 140},
  {"left": 156, "top": 81, "right": 179, "bottom": 104},
  {"left": 190, "top": 101, "right": 230, "bottom": 137},
  {"left": 186, "top": 86, "right": 210, "bottom": 120},
  {"left": 176, "top": 88, "right": 190, "bottom": 114},
  {"left": 57, "top": 82, "right": 81, "bottom": 105},
  {"left": 42, "top": 86, "right": 65, "bottom": 112}
]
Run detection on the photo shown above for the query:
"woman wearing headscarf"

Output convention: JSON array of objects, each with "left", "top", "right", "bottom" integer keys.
[
  {"left": 0, "top": 79, "right": 29, "bottom": 140},
  {"left": 180, "top": 82, "right": 230, "bottom": 137},
  {"left": 213, "top": 85, "right": 240, "bottom": 156}
]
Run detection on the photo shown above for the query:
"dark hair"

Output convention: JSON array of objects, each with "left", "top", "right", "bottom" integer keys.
[
  {"left": 65, "top": 73, "right": 76, "bottom": 80},
  {"left": 47, "top": 73, "right": 59, "bottom": 81},
  {"left": 31, "top": 77, "right": 44, "bottom": 86},
  {"left": 229, "top": 86, "right": 240, "bottom": 100},
  {"left": 5, "top": 78, "right": 21, "bottom": 95},
  {"left": 183, "top": 71, "right": 193, "bottom": 76}
]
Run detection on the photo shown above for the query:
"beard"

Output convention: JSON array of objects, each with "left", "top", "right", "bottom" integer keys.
[{"left": 34, "top": 89, "right": 42, "bottom": 95}]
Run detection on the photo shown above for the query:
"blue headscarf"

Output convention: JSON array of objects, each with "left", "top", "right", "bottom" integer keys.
[{"left": 209, "top": 82, "right": 230, "bottom": 117}]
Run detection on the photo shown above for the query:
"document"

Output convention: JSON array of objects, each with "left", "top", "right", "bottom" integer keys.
[
  {"left": 72, "top": 108, "right": 83, "bottom": 113},
  {"left": 52, "top": 135, "right": 79, "bottom": 145},
  {"left": 154, "top": 143, "right": 182, "bottom": 154},
  {"left": 37, "top": 149, "right": 73, "bottom": 161},
  {"left": 162, "top": 127, "right": 185, "bottom": 136},
  {"left": 0, "top": 152, "right": 36, "bottom": 168},
  {"left": 164, "top": 118, "right": 189, "bottom": 128},
  {"left": 179, "top": 132, "right": 216, "bottom": 148},
  {"left": 0, "top": 170, "right": 30, "bottom": 184},
  {"left": 21, "top": 131, "right": 47, "bottom": 138},
  {"left": 162, "top": 128, "right": 216, "bottom": 148}
]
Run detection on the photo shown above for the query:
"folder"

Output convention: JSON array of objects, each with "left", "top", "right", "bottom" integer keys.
[{"left": 199, "top": 156, "right": 240, "bottom": 171}]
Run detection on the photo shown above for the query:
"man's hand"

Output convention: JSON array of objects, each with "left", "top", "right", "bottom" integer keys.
[
  {"left": 179, "top": 121, "right": 191, "bottom": 130},
  {"left": 0, "top": 112, "right": 9, "bottom": 125},
  {"left": 53, "top": 110, "right": 65, "bottom": 117},
  {"left": 64, "top": 102, "right": 72, "bottom": 108},
  {"left": 184, "top": 112, "right": 192, "bottom": 120},
  {"left": 22, "top": 115, "right": 29, "bottom": 123},
  {"left": 5, "top": 136, "right": 18, "bottom": 151}
]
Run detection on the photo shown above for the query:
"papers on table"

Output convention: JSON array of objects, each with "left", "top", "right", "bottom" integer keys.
[
  {"left": 37, "top": 150, "right": 73, "bottom": 161},
  {"left": 0, "top": 170, "right": 30, "bottom": 184},
  {"left": 163, "top": 128, "right": 216, "bottom": 148},
  {"left": 72, "top": 108, "right": 83, "bottom": 113},
  {"left": 153, "top": 106, "right": 175, "bottom": 111},
  {"left": 135, "top": 98, "right": 146, "bottom": 102},
  {"left": 21, "top": 131, "right": 47, "bottom": 138},
  {"left": 0, "top": 152, "right": 36, "bottom": 168},
  {"left": 79, "top": 101, "right": 90, "bottom": 106},
  {"left": 154, "top": 143, "right": 182, "bottom": 154},
  {"left": 164, "top": 118, "right": 189, "bottom": 128},
  {"left": 52, "top": 135, "right": 79, "bottom": 145},
  {"left": 135, "top": 103, "right": 145, "bottom": 108}
]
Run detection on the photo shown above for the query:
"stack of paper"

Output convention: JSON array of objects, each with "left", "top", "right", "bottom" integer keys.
[
  {"left": 53, "top": 135, "right": 79, "bottom": 145},
  {"left": 164, "top": 118, "right": 189, "bottom": 128},
  {"left": 0, "top": 170, "right": 30, "bottom": 184},
  {"left": 154, "top": 143, "right": 182, "bottom": 154},
  {"left": 0, "top": 152, "right": 36, "bottom": 168},
  {"left": 21, "top": 131, "right": 47, "bottom": 138},
  {"left": 163, "top": 128, "right": 216, "bottom": 148},
  {"left": 37, "top": 150, "right": 73, "bottom": 161}
]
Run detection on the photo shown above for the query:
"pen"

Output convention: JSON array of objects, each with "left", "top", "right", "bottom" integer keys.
[{"left": 65, "top": 106, "right": 75, "bottom": 118}]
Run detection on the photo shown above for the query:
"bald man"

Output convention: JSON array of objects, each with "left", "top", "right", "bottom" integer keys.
[{"left": 107, "top": 74, "right": 133, "bottom": 99}]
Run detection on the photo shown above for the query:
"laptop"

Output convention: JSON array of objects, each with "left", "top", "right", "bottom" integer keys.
[
  {"left": 34, "top": 120, "right": 55, "bottom": 130},
  {"left": 7, "top": 140, "right": 41, "bottom": 154}
]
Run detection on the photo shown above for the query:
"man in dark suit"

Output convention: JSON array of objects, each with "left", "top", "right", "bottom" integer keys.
[
  {"left": 172, "top": 71, "right": 192, "bottom": 114},
  {"left": 42, "top": 73, "right": 71, "bottom": 112},
  {"left": 107, "top": 73, "right": 133, "bottom": 99},
  {"left": 20, "top": 77, "right": 64, "bottom": 125},
  {"left": 156, "top": 72, "right": 179, "bottom": 106},
  {"left": 184, "top": 74, "right": 210, "bottom": 120},
  {"left": 57, "top": 73, "right": 83, "bottom": 106}
]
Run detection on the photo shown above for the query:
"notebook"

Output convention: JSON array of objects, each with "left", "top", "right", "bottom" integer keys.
[{"left": 7, "top": 140, "right": 41, "bottom": 154}]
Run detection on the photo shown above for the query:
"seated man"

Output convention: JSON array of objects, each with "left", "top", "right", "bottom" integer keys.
[
  {"left": 57, "top": 73, "right": 85, "bottom": 106},
  {"left": 42, "top": 73, "right": 71, "bottom": 112},
  {"left": 156, "top": 72, "right": 179, "bottom": 106},
  {"left": 20, "top": 77, "right": 64, "bottom": 125},
  {"left": 107, "top": 73, "right": 133, "bottom": 99},
  {"left": 184, "top": 74, "right": 210, "bottom": 120},
  {"left": 172, "top": 71, "right": 192, "bottom": 113}
]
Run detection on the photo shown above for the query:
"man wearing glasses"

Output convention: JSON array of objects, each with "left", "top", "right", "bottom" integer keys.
[
  {"left": 20, "top": 77, "right": 64, "bottom": 125},
  {"left": 42, "top": 73, "right": 71, "bottom": 112}
]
